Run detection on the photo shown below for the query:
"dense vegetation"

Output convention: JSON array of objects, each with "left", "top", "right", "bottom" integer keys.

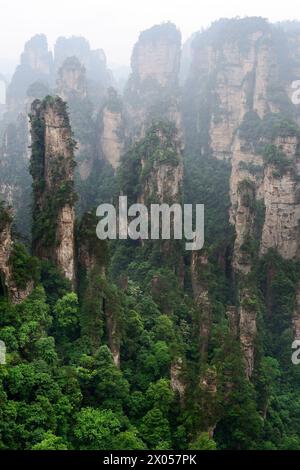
[
  {"left": 2, "top": 16, "right": 300, "bottom": 452},
  {"left": 2, "top": 110, "right": 300, "bottom": 450}
]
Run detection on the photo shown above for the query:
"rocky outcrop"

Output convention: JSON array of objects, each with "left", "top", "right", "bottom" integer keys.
[
  {"left": 188, "top": 19, "right": 280, "bottom": 161},
  {"left": 0, "top": 36, "right": 53, "bottom": 236},
  {"left": 130, "top": 24, "right": 180, "bottom": 87},
  {"left": 78, "top": 211, "right": 107, "bottom": 275},
  {"left": 55, "top": 205, "right": 76, "bottom": 283},
  {"left": 100, "top": 88, "right": 124, "bottom": 169},
  {"left": 140, "top": 156, "right": 183, "bottom": 206},
  {"left": 0, "top": 206, "right": 33, "bottom": 303},
  {"left": 0, "top": 112, "right": 32, "bottom": 237},
  {"left": 239, "top": 289, "right": 257, "bottom": 378},
  {"left": 186, "top": 20, "right": 300, "bottom": 272},
  {"left": 226, "top": 306, "right": 239, "bottom": 336},
  {"left": 77, "top": 211, "right": 121, "bottom": 365},
  {"left": 229, "top": 130, "right": 300, "bottom": 375},
  {"left": 170, "top": 359, "right": 186, "bottom": 402},
  {"left": 229, "top": 133, "right": 264, "bottom": 224},
  {"left": 0, "top": 208, "right": 13, "bottom": 295},
  {"left": 260, "top": 136, "right": 300, "bottom": 258},
  {"left": 21, "top": 34, "right": 52, "bottom": 76},
  {"left": 124, "top": 23, "right": 181, "bottom": 140},
  {"left": 185, "top": 19, "right": 300, "bottom": 379},
  {"left": 230, "top": 130, "right": 300, "bottom": 265},
  {"left": 225, "top": 295, "right": 257, "bottom": 379},
  {"left": 56, "top": 56, "right": 96, "bottom": 182},
  {"left": 133, "top": 122, "right": 184, "bottom": 279},
  {"left": 232, "top": 178, "right": 257, "bottom": 274},
  {"left": 54, "top": 36, "right": 111, "bottom": 105},
  {"left": 7, "top": 34, "right": 52, "bottom": 114},
  {"left": 199, "top": 366, "right": 218, "bottom": 436},
  {"left": 9, "top": 281, "right": 34, "bottom": 304},
  {"left": 137, "top": 123, "right": 183, "bottom": 206},
  {"left": 100, "top": 108, "right": 123, "bottom": 169},
  {"left": 30, "top": 96, "right": 76, "bottom": 287},
  {"left": 56, "top": 56, "right": 87, "bottom": 101}
]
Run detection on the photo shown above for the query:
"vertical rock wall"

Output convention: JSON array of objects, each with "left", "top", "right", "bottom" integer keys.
[{"left": 30, "top": 96, "right": 76, "bottom": 287}]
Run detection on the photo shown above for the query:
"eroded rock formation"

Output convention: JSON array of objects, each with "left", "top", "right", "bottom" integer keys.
[
  {"left": 56, "top": 56, "right": 96, "bottom": 182},
  {"left": 99, "top": 88, "right": 124, "bottom": 169},
  {"left": 239, "top": 289, "right": 257, "bottom": 378},
  {"left": 30, "top": 96, "right": 76, "bottom": 287},
  {"left": 56, "top": 56, "right": 87, "bottom": 102},
  {"left": 0, "top": 206, "right": 33, "bottom": 303},
  {"left": 137, "top": 123, "right": 183, "bottom": 206},
  {"left": 185, "top": 18, "right": 300, "bottom": 376},
  {"left": 124, "top": 23, "right": 182, "bottom": 140},
  {"left": 54, "top": 36, "right": 112, "bottom": 105},
  {"left": 7, "top": 34, "right": 53, "bottom": 114},
  {"left": 0, "top": 207, "right": 13, "bottom": 296},
  {"left": 170, "top": 359, "right": 186, "bottom": 402},
  {"left": 188, "top": 19, "right": 280, "bottom": 161}
]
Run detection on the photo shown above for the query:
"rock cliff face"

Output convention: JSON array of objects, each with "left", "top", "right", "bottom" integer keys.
[
  {"left": 0, "top": 209, "right": 13, "bottom": 296},
  {"left": 54, "top": 36, "right": 112, "bottom": 106},
  {"left": 1, "top": 32, "right": 116, "bottom": 233},
  {"left": 131, "top": 26, "right": 180, "bottom": 87},
  {"left": 106, "top": 23, "right": 182, "bottom": 171},
  {"left": 78, "top": 212, "right": 107, "bottom": 275},
  {"left": 170, "top": 359, "right": 186, "bottom": 402},
  {"left": 0, "top": 112, "right": 32, "bottom": 237},
  {"left": 239, "top": 289, "right": 257, "bottom": 378},
  {"left": 124, "top": 23, "right": 181, "bottom": 140},
  {"left": 187, "top": 19, "right": 300, "bottom": 264},
  {"left": 119, "top": 121, "right": 184, "bottom": 280},
  {"left": 100, "top": 88, "right": 124, "bottom": 169},
  {"left": 7, "top": 34, "right": 53, "bottom": 114},
  {"left": 77, "top": 212, "right": 120, "bottom": 366},
  {"left": 231, "top": 178, "right": 257, "bottom": 275},
  {"left": 56, "top": 56, "right": 87, "bottom": 102},
  {"left": 0, "top": 116, "right": 28, "bottom": 201},
  {"left": 30, "top": 96, "right": 76, "bottom": 287},
  {"left": 0, "top": 207, "right": 33, "bottom": 303},
  {"left": 184, "top": 18, "right": 300, "bottom": 377},
  {"left": 0, "top": 35, "right": 54, "bottom": 237},
  {"left": 260, "top": 136, "right": 300, "bottom": 259},
  {"left": 56, "top": 56, "right": 96, "bottom": 182},
  {"left": 137, "top": 123, "right": 183, "bottom": 206},
  {"left": 118, "top": 118, "right": 184, "bottom": 289},
  {"left": 100, "top": 107, "right": 123, "bottom": 169},
  {"left": 21, "top": 34, "right": 53, "bottom": 75},
  {"left": 188, "top": 19, "right": 281, "bottom": 161},
  {"left": 230, "top": 130, "right": 300, "bottom": 275}
]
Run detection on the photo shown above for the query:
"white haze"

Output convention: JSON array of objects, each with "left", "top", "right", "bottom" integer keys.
[
  {"left": 0, "top": 81, "right": 5, "bottom": 104},
  {"left": 0, "top": 0, "right": 299, "bottom": 69}
]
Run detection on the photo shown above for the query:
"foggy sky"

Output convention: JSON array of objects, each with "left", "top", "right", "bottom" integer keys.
[{"left": 0, "top": 0, "right": 299, "bottom": 68}]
